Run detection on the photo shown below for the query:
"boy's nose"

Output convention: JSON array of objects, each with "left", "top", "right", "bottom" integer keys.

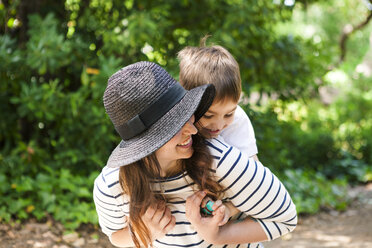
[{"left": 216, "top": 120, "right": 226, "bottom": 130}]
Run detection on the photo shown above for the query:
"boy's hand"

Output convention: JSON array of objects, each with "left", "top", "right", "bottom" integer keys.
[{"left": 141, "top": 201, "right": 176, "bottom": 241}]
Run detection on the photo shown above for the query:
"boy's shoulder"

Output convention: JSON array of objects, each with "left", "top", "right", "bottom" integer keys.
[
  {"left": 234, "top": 105, "right": 251, "bottom": 122},
  {"left": 220, "top": 105, "right": 258, "bottom": 156}
]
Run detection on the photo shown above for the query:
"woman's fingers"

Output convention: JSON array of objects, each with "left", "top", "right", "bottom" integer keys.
[
  {"left": 143, "top": 203, "right": 157, "bottom": 221},
  {"left": 186, "top": 191, "right": 206, "bottom": 212},
  {"left": 152, "top": 202, "right": 166, "bottom": 223},
  {"left": 212, "top": 200, "right": 222, "bottom": 211},
  {"left": 142, "top": 202, "right": 175, "bottom": 240},
  {"left": 162, "top": 215, "right": 176, "bottom": 234},
  {"left": 186, "top": 191, "right": 206, "bottom": 220},
  {"left": 213, "top": 205, "right": 226, "bottom": 225},
  {"left": 193, "top": 191, "right": 207, "bottom": 205},
  {"left": 211, "top": 201, "right": 231, "bottom": 226},
  {"left": 217, "top": 206, "right": 230, "bottom": 226},
  {"left": 159, "top": 207, "right": 175, "bottom": 233},
  {"left": 158, "top": 207, "right": 171, "bottom": 227}
]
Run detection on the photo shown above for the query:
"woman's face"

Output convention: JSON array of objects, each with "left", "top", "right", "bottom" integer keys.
[{"left": 155, "top": 115, "right": 197, "bottom": 170}]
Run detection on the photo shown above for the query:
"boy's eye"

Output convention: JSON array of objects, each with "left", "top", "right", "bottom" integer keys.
[
  {"left": 225, "top": 113, "right": 234, "bottom": 118},
  {"left": 203, "top": 114, "right": 213, "bottom": 119}
]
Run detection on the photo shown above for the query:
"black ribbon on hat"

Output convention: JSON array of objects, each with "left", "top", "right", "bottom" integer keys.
[{"left": 116, "top": 83, "right": 187, "bottom": 140}]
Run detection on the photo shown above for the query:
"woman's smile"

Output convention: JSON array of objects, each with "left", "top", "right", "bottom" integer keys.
[
  {"left": 177, "top": 136, "right": 193, "bottom": 148},
  {"left": 155, "top": 116, "right": 197, "bottom": 176}
]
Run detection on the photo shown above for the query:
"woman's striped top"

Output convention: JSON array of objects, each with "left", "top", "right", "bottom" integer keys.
[{"left": 93, "top": 138, "right": 297, "bottom": 247}]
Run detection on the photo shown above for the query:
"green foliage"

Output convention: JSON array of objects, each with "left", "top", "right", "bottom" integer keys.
[
  {"left": 244, "top": 66, "right": 372, "bottom": 211},
  {"left": 250, "top": 93, "right": 371, "bottom": 179},
  {"left": 0, "top": 161, "right": 99, "bottom": 228},
  {"left": 284, "top": 169, "right": 348, "bottom": 213},
  {"left": 26, "top": 13, "right": 72, "bottom": 74},
  {"left": 0, "top": 7, "right": 118, "bottom": 226},
  {"left": 244, "top": 99, "right": 369, "bottom": 214}
]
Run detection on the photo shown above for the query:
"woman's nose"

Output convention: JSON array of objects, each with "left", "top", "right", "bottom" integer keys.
[{"left": 184, "top": 115, "right": 197, "bottom": 135}]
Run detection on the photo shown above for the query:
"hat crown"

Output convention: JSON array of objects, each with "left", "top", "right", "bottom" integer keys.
[{"left": 103, "top": 62, "right": 176, "bottom": 129}]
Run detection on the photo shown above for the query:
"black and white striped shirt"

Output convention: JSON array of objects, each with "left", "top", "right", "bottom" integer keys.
[{"left": 93, "top": 138, "right": 297, "bottom": 247}]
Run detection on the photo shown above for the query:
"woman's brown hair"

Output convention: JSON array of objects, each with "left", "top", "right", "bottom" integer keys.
[{"left": 119, "top": 134, "right": 223, "bottom": 248}]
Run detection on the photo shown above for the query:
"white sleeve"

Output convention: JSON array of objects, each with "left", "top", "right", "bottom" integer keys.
[
  {"left": 206, "top": 138, "right": 297, "bottom": 241},
  {"left": 220, "top": 105, "right": 258, "bottom": 157},
  {"left": 93, "top": 169, "right": 128, "bottom": 238}
]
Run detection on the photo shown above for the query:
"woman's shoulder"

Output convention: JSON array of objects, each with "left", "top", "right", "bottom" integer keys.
[
  {"left": 99, "top": 166, "right": 120, "bottom": 184},
  {"left": 205, "top": 137, "right": 231, "bottom": 155},
  {"left": 94, "top": 166, "right": 123, "bottom": 199}
]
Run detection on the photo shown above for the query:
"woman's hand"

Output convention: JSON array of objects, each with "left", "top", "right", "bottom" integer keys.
[
  {"left": 201, "top": 197, "right": 235, "bottom": 226},
  {"left": 141, "top": 201, "right": 176, "bottom": 241},
  {"left": 185, "top": 191, "right": 225, "bottom": 244},
  {"left": 220, "top": 201, "right": 240, "bottom": 224}
]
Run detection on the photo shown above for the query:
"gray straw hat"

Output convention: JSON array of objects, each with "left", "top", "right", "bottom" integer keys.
[{"left": 103, "top": 61, "right": 215, "bottom": 168}]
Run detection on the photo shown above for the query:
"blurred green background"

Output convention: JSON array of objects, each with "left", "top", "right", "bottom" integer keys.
[{"left": 1, "top": 0, "right": 371, "bottom": 229}]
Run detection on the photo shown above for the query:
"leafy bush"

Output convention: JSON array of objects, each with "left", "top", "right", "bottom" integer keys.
[
  {"left": 0, "top": 162, "right": 99, "bottom": 229},
  {"left": 283, "top": 169, "right": 348, "bottom": 213},
  {"left": 0, "top": 13, "right": 119, "bottom": 225},
  {"left": 244, "top": 90, "right": 371, "bottom": 213}
]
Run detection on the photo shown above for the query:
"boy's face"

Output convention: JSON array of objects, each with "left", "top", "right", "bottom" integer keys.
[{"left": 196, "top": 99, "right": 237, "bottom": 139}]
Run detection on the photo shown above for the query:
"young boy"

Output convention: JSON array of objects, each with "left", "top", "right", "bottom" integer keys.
[{"left": 177, "top": 38, "right": 259, "bottom": 160}]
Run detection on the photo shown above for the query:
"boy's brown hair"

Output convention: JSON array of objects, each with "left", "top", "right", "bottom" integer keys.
[{"left": 178, "top": 36, "right": 241, "bottom": 103}]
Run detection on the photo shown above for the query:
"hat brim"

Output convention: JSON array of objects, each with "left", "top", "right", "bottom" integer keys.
[{"left": 106, "top": 84, "right": 215, "bottom": 168}]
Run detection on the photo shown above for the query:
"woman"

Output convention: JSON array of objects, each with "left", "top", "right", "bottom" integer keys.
[{"left": 93, "top": 61, "right": 297, "bottom": 248}]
